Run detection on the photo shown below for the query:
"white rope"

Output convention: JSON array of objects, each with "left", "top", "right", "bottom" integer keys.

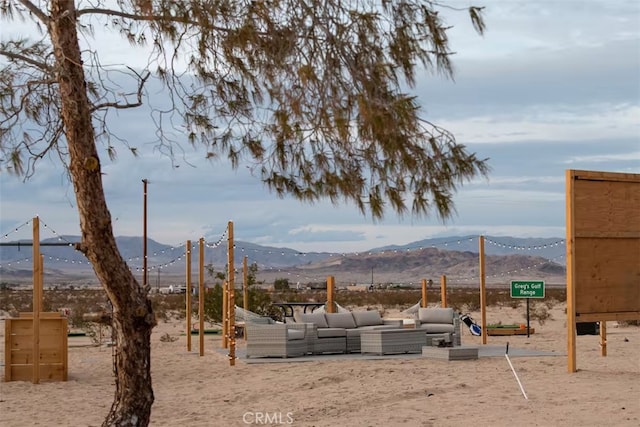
[{"left": 505, "top": 343, "right": 528, "bottom": 400}]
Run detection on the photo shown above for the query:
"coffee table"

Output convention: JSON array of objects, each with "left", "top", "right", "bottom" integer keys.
[
  {"left": 422, "top": 345, "right": 479, "bottom": 361},
  {"left": 360, "top": 329, "right": 425, "bottom": 355}
]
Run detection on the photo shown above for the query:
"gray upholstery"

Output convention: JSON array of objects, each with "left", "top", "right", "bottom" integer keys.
[
  {"left": 418, "top": 307, "right": 454, "bottom": 323},
  {"left": 352, "top": 310, "right": 384, "bottom": 327},
  {"left": 415, "top": 307, "right": 462, "bottom": 346},
  {"left": 317, "top": 328, "right": 346, "bottom": 338},
  {"left": 325, "top": 313, "right": 357, "bottom": 329},
  {"left": 295, "top": 312, "right": 329, "bottom": 328},
  {"left": 421, "top": 323, "right": 455, "bottom": 333},
  {"left": 255, "top": 310, "right": 408, "bottom": 355},
  {"left": 246, "top": 323, "right": 311, "bottom": 358}
]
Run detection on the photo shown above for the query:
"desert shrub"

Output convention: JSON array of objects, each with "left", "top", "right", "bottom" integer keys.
[
  {"left": 83, "top": 322, "right": 112, "bottom": 345},
  {"left": 617, "top": 319, "right": 640, "bottom": 327},
  {"left": 528, "top": 303, "right": 553, "bottom": 325},
  {"left": 544, "top": 298, "right": 559, "bottom": 310},
  {"left": 159, "top": 333, "right": 178, "bottom": 343},
  {"left": 508, "top": 299, "right": 522, "bottom": 309},
  {"left": 273, "top": 278, "right": 290, "bottom": 291},
  {"left": 202, "top": 283, "right": 224, "bottom": 323}
]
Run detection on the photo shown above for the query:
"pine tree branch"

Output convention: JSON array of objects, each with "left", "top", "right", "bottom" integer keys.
[
  {"left": 17, "top": 0, "right": 50, "bottom": 24},
  {"left": 0, "top": 49, "right": 54, "bottom": 72},
  {"left": 90, "top": 69, "right": 151, "bottom": 112}
]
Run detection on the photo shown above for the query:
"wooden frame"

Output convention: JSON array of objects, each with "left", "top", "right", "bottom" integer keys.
[
  {"left": 566, "top": 169, "right": 640, "bottom": 372},
  {"left": 4, "top": 216, "right": 69, "bottom": 383},
  {"left": 5, "top": 315, "right": 68, "bottom": 382}
]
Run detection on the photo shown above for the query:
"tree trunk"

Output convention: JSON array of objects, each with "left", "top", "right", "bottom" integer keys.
[{"left": 48, "top": 1, "right": 155, "bottom": 425}]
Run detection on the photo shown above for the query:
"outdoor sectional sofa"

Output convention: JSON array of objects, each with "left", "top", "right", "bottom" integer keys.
[{"left": 294, "top": 311, "right": 403, "bottom": 354}]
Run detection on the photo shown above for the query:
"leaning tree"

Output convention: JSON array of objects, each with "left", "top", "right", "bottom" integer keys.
[{"left": 0, "top": 0, "right": 488, "bottom": 425}]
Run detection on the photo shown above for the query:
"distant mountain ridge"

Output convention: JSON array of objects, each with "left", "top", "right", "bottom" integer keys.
[
  {"left": 0, "top": 234, "right": 565, "bottom": 266},
  {"left": 0, "top": 235, "right": 566, "bottom": 285}
]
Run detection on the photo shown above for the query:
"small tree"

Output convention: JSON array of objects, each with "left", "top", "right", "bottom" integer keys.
[
  {"left": 1, "top": 1, "right": 487, "bottom": 425},
  {"left": 202, "top": 283, "right": 223, "bottom": 323},
  {"left": 274, "top": 278, "right": 291, "bottom": 291}
]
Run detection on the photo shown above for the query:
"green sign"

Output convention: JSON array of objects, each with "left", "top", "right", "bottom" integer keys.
[{"left": 510, "top": 280, "right": 545, "bottom": 298}]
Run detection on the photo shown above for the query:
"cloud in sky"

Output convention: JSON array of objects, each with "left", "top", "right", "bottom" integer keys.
[{"left": 1, "top": 1, "right": 639, "bottom": 253}]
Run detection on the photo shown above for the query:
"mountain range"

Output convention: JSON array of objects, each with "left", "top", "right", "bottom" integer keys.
[{"left": 0, "top": 235, "right": 566, "bottom": 286}]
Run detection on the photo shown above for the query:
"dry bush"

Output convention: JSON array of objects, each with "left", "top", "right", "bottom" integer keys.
[
  {"left": 527, "top": 303, "right": 553, "bottom": 325},
  {"left": 544, "top": 298, "right": 559, "bottom": 310},
  {"left": 617, "top": 319, "right": 640, "bottom": 327},
  {"left": 159, "top": 332, "right": 178, "bottom": 343}
]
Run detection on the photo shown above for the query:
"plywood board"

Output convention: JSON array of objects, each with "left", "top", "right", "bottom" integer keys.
[
  {"left": 574, "top": 238, "right": 640, "bottom": 315},
  {"left": 567, "top": 169, "right": 640, "bottom": 373},
  {"left": 9, "top": 364, "right": 66, "bottom": 382},
  {"left": 568, "top": 170, "right": 640, "bottom": 319}
]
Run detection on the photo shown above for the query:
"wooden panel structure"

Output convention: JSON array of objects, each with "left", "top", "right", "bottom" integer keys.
[
  {"left": 566, "top": 169, "right": 640, "bottom": 372},
  {"left": 4, "top": 315, "right": 68, "bottom": 382}
]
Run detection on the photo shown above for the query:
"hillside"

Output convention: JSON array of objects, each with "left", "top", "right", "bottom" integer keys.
[{"left": 0, "top": 235, "right": 566, "bottom": 287}]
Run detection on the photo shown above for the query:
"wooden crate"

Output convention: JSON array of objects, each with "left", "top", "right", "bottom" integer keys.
[{"left": 4, "top": 314, "right": 68, "bottom": 382}]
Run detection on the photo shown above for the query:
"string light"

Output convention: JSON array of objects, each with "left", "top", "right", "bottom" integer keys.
[{"left": 1, "top": 217, "right": 567, "bottom": 283}]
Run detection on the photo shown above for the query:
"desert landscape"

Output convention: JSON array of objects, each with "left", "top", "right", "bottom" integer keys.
[{"left": 1, "top": 297, "right": 639, "bottom": 427}]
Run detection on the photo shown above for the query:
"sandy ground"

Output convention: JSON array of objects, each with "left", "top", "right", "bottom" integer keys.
[{"left": 1, "top": 304, "right": 639, "bottom": 427}]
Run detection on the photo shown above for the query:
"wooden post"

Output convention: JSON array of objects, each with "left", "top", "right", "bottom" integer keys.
[
  {"left": 198, "top": 238, "right": 205, "bottom": 356},
  {"left": 32, "top": 216, "right": 41, "bottom": 384},
  {"left": 142, "top": 179, "right": 148, "bottom": 290},
  {"left": 222, "top": 280, "right": 228, "bottom": 348},
  {"left": 242, "top": 256, "right": 248, "bottom": 340},
  {"left": 243, "top": 256, "right": 249, "bottom": 312},
  {"left": 600, "top": 321, "right": 607, "bottom": 357},
  {"left": 440, "top": 275, "right": 447, "bottom": 308},
  {"left": 185, "top": 240, "right": 192, "bottom": 352},
  {"left": 421, "top": 279, "right": 427, "bottom": 308},
  {"left": 566, "top": 170, "right": 577, "bottom": 372},
  {"left": 326, "top": 276, "right": 336, "bottom": 313},
  {"left": 479, "top": 235, "right": 487, "bottom": 345},
  {"left": 228, "top": 221, "right": 236, "bottom": 366}
]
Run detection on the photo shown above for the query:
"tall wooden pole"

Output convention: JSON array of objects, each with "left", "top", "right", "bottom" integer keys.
[
  {"left": 222, "top": 280, "right": 228, "bottom": 348},
  {"left": 326, "top": 276, "right": 336, "bottom": 313},
  {"left": 440, "top": 275, "right": 447, "bottom": 308},
  {"left": 566, "top": 170, "right": 577, "bottom": 372},
  {"left": 600, "top": 321, "right": 607, "bottom": 357},
  {"left": 243, "top": 256, "right": 249, "bottom": 312},
  {"left": 479, "top": 235, "right": 487, "bottom": 345},
  {"left": 242, "top": 256, "right": 249, "bottom": 340},
  {"left": 32, "top": 216, "right": 41, "bottom": 384},
  {"left": 142, "top": 179, "right": 148, "bottom": 289},
  {"left": 228, "top": 221, "right": 236, "bottom": 366},
  {"left": 198, "top": 238, "right": 205, "bottom": 356},
  {"left": 421, "top": 279, "right": 427, "bottom": 308},
  {"left": 185, "top": 240, "right": 192, "bottom": 352}
]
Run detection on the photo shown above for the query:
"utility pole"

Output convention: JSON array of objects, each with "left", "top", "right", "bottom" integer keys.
[{"left": 142, "top": 179, "right": 148, "bottom": 289}]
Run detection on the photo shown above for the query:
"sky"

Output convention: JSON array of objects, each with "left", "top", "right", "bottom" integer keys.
[{"left": 1, "top": 0, "right": 639, "bottom": 253}]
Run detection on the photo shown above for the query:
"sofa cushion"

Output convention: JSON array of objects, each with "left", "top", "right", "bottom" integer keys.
[
  {"left": 325, "top": 312, "right": 357, "bottom": 329},
  {"left": 287, "top": 329, "right": 306, "bottom": 340},
  {"left": 295, "top": 312, "right": 328, "bottom": 328},
  {"left": 420, "top": 323, "right": 455, "bottom": 334},
  {"left": 317, "top": 328, "right": 346, "bottom": 338},
  {"left": 418, "top": 307, "right": 454, "bottom": 324},
  {"left": 352, "top": 310, "right": 383, "bottom": 327}
]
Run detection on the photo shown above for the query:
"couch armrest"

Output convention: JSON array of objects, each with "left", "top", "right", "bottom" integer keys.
[{"left": 382, "top": 319, "right": 403, "bottom": 328}]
